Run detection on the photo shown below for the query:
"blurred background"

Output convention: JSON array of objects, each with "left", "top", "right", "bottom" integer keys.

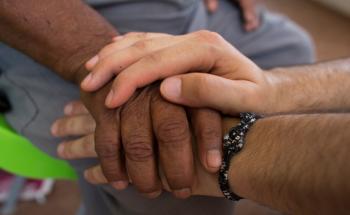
[{"left": 0, "top": 0, "right": 349, "bottom": 214}]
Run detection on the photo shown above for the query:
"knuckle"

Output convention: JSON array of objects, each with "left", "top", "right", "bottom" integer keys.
[
  {"left": 124, "top": 134, "right": 153, "bottom": 162},
  {"left": 143, "top": 53, "right": 162, "bottom": 65},
  {"left": 81, "top": 117, "right": 95, "bottom": 133},
  {"left": 199, "top": 126, "right": 221, "bottom": 141},
  {"left": 95, "top": 141, "right": 120, "bottom": 159},
  {"left": 192, "top": 75, "right": 211, "bottom": 99},
  {"left": 58, "top": 120, "right": 71, "bottom": 135},
  {"left": 135, "top": 32, "right": 150, "bottom": 39},
  {"left": 124, "top": 32, "right": 148, "bottom": 40},
  {"left": 195, "top": 30, "right": 223, "bottom": 44},
  {"left": 157, "top": 119, "right": 189, "bottom": 148},
  {"left": 132, "top": 40, "right": 149, "bottom": 51},
  {"left": 61, "top": 142, "right": 72, "bottom": 157}
]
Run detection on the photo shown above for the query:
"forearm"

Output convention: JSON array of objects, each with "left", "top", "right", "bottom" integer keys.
[
  {"left": 265, "top": 58, "right": 350, "bottom": 114},
  {"left": 0, "top": 0, "right": 117, "bottom": 83},
  {"left": 225, "top": 114, "right": 350, "bottom": 214}
]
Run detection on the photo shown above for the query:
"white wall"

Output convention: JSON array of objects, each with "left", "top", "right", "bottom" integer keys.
[{"left": 313, "top": 0, "right": 350, "bottom": 16}]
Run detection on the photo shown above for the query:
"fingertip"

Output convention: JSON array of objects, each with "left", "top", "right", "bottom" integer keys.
[
  {"left": 64, "top": 103, "right": 73, "bottom": 115},
  {"left": 51, "top": 122, "right": 59, "bottom": 137},
  {"left": 84, "top": 170, "right": 95, "bottom": 184},
  {"left": 105, "top": 90, "right": 117, "bottom": 108},
  {"left": 57, "top": 143, "right": 65, "bottom": 158},
  {"left": 160, "top": 77, "right": 182, "bottom": 101},
  {"left": 112, "top": 181, "right": 129, "bottom": 190},
  {"left": 81, "top": 73, "right": 100, "bottom": 92},
  {"left": 112, "top": 35, "right": 124, "bottom": 42},
  {"left": 206, "top": 149, "right": 222, "bottom": 172},
  {"left": 85, "top": 55, "right": 99, "bottom": 70},
  {"left": 173, "top": 188, "right": 192, "bottom": 199}
]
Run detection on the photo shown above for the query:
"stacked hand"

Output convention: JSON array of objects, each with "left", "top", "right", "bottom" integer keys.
[
  {"left": 53, "top": 30, "right": 274, "bottom": 198},
  {"left": 80, "top": 31, "right": 269, "bottom": 115},
  {"left": 52, "top": 32, "right": 231, "bottom": 199},
  {"left": 52, "top": 101, "right": 239, "bottom": 197}
]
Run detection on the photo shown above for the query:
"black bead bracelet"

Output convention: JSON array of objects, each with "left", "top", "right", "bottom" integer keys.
[{"left": 218, "top": 112, "right": 261, "bottom": 201}]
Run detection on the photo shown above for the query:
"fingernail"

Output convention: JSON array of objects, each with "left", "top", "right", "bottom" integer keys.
[
  {"left": 86, "top": 55, "right": 99, "bottom": 69},
  {"left": 207, "top": 149, "right": 222, "bottom": 169},
  {"left": 161, "top": 77, "right": 181, "bottom": 100},
  {"left": 57, "top": 144, "right": 65, "bottom": 157},
  {"left": 173, "top": 188, "right": 191, "bottom": 199},
  {"left": 81, "top": 73, "right": 94, "bottom": 88},
  {"left": 112, "top": 181, "right": 129, "bottom": 190},
  {"left": 106, "top": 90, "right": 115, "bottom": 107},
  {"left": 64, "top": 104, "right": 73, "bottom": 115},
  {"left": 51, "top": 123, "right": 58, "bottom": 136}
]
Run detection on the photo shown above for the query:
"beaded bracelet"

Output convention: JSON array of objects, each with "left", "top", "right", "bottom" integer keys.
[{"left": 218, "top": 112, "right": 261, "bottom": 201}]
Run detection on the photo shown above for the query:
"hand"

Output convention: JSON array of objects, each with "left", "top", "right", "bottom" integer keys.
[
  {"left": 80, "top": 31, "right": 270, "bottom": 115},
  {"left": 53, "top": 86, "right": 223, "bottom": 199},
  {"left": 52, "top": 101, "right": 236, "bottom": 197},
  {"left": 204, "top": 0, "right": 261, "bottom": 31}
]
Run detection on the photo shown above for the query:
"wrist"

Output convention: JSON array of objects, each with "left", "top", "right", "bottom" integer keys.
[
  {"left": 222, "top": 115, "right": 261, "bottom": 200},
  {"left": 54, "top": 29, "right": 118, "bottom": 85},
  {"left": 55, "top": 42, "right": 114, "bottom": 85},
  {"left": 261, "top": 70, "right": 285, "bottom": 115}
]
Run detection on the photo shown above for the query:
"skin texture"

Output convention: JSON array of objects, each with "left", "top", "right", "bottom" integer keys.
[
  {"left": 56, "top": 32, "right": 350, "bottom": 213},
  {"left": 53, "top": 103, "right": 350, "bottom": 215},
  {"left": 81, "top": 31, "right": 350, "bottom": 115},
  {"left": 0, "top": 0, "right": 224, "bottom": 198},
  {"left": 80, "top": 31, "right": 263, "bottom": 112}
]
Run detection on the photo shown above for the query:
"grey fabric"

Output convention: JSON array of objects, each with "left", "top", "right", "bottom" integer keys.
[
  {"left": 0, "top": 0, "right": 315, "bottom": 214},
  {"left": 86, "top": 0, "right": 197, "bottom": 7}
]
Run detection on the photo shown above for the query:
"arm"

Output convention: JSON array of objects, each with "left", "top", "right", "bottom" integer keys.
[
  {"left": 227, "top": 113, "right": 350, "bottom": 215},
  {"left": 1, "top": 6, "right": 223, "bottom": 198},
  {"left": 77, "top": 31, "right": 350, "bottom": 115},
  {"left": 52, "top": 103, "right": 350, "bottom": 214},
  {"left": 0, "top": 0, "right": 117, "bottom": 83},
  {"left": 265, "top": 59, "right": 350, "bottom": 114}
]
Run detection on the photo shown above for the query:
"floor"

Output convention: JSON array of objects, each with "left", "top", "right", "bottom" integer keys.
[{"left": 4, "top": 0, "right": 350, "bottom": 215}]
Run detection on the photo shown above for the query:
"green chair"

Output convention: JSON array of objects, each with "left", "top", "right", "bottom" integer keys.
[
  {"left": 0, "top": 114, "right": 77, "bottom": 214},
  {"left": 0, "top": 114, "right": 77, "bottom": 180}
]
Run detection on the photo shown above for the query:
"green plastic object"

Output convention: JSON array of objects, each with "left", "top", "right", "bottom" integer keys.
[{"left": 0, "top": 114, "right": 77, "bottom": 180}]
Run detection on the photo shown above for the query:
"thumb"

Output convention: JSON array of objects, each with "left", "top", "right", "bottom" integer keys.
[{"left": 160, "top": 73, "right": 258, "bottom": 114}]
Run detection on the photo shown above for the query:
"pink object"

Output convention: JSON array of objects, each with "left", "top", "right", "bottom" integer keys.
[{"left": 0, "top": 170, "right": 54, "bottom": 204}]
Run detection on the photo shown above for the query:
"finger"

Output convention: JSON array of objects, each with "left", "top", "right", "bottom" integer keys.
[
  {"left": 204, "top": 0, "right": 219, "bottom": 13},
  {"left": 64, "top": 100, "right": 89, "bottom": 115},
  {"left": 94, "top": 109, "right": 129, "bottom": 190},
  {"left": 57, "top": 134, "right": 97, "bottom": 159},
  {"left": 190, "top": 108, "right": 222, "bottom": 173},
  {"left": 85, "top": 165, "right": 129, "bottom": 189},
  {"left": 85, "top": 32, "right": 168, "bottom": 70},
  {"left": 51, "top": 114, "right": 96, "bottom": 137},
  {"left": 239, "top": 0, "right": 260, "bottom": 31},
  {"left": 82, "top": 33, "right": 178, "bottom": 92},
  {"left": 121, "top": 89, "right": 162, "bottom": 198},
  {"left": 160, "top": 73, "right": 260, "bottom": 115},
  {"left": 84, "top": 165, "right": 108, "bottom": 184},
  {"left": 105, "top": 33, "right": 225, "bottom": 108},
  {"left": 151, "top": 90, "right": 194, "bottom": 199}
]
